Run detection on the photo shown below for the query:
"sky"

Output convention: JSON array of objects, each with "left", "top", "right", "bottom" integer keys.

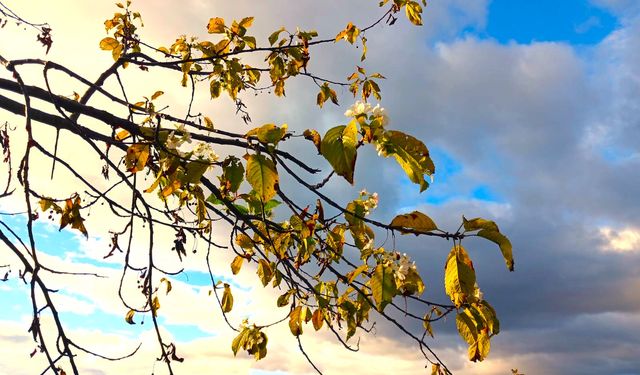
[{"left": 1, "top": 0, "right": 640, "bottom": 374}]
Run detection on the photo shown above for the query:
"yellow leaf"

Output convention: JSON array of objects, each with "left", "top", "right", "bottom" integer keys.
[
  {"left": 444, "top": 245, "right": 475, "bottom": 308},
  {"left": 235, "top": 233, "right": 254, "bottom": 250},
  {"left": 99, "top": 37, "right": 119, "bottom": 51},
  {"left": 346, "top": 264, "right": 368, "bottom": 284},
  {"left": 245, "top": 123, "right": 288, "bottom": 145},
  {"left": 125, "top": 309, "right": 136, "bottom": 324},
  {"left": 303, "top": 129, "right": 321, "bottom": 154},
  {"left": 151, "top": 90, "right": 164, "bottom": 100},
  {"left": 151, "top": 296, "right": 160, "bottom": 317},
  {"left": 125, "top": 143, "right": 150, "bottom": 173},
  {"left": 207, "top": 17, "right": 226, "bottom": 34},
  {"left": 161, "top": 178, "right": 181, "bottom": 198},
  {"left": 478, "top": 229, "right": 514, "bottom": 271},
  {"left": 289, "top": 306, "right": 303, "bottom": 336},
  {"left": 390, "top": 211, "right": 437, "bottom": 233},
  {"left": 160, "top": 277, "right": 172, "bottom": 295},
  {"left": 239, "top": 16, "right": 254, "bottom": 29},
  {"left": 463, "top": 216, "right": 499, "bottom": 232},
  {"left": 312, "top": 308, "right": 324, "bottom": 331},
  {"left": 115, "top": 129, "right": 130, "bottom": 141},
  {"left": 221, "top": 284, "right": 233, "bottom": 313},
  {"left": 456, "top": 311, "right": 477, "bottom": 346},
  {"left": 230, "top": 255, "right": 244, "bottom": 275},
  {"left": 203, "top": 116, "right": 215, "bottom": 129},
  {"left": 405, "top": 1, "right": 424, "bottom": 26}
]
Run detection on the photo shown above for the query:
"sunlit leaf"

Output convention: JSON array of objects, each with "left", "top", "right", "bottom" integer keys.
[
  {"left": 99, "top": 37, "right": 119, "bottom": 51},
  {"left": 289, "top": 305, "right": 303, "bottom": 336},
  {"left": 125, "top": 143, "right": 150, "bottom": 173},
  {"left": 221, "top": 283, "right": 234, "bottom": 313},
  {"left": 376, "top": 130, "right": 434, "bottom": 192},
  {"left": 231, "top": 255, "right": 244, "bottom": 275},
  {"left": 303, "top": 129, "right": 321, "bottom": 154},
  {"left": 462, "top": 216, "right": 499, "bottom": 232},
  {"left": 444, "top": 245, "right": 475, "bottom": 308},
  {"left": 245, "top": 123, "right": 288, "bottom": 145},
  {"left": 405, "top": 1, "right": 424, "bottom": 26},
  {"left": 268, "top": 27, "right": 286, "bottom": 46},
  {"left": 160, "top": 277, "right": 172, "bottom": 295},
  {"left": 312, "top": 308, "right": 324, "bottom": 331},
  {"left": 390, "top": 210, "right": 437, "bottom": 233},
  {"left": 320, "top": 122, "right": 358, "bottom": 184},
  {"left": 151, "top": 90, "right": 164, "bottom": 100},
  {"left": 370, "top": 263, "right": 397, "bottom": 312},
  {"left": 456, "top": 311, "right": 477, "bottom": 346},
  {"left": 245, "top": 154, "right": 279, "bottom": 201},
  {"left": 478, "top": 229, "right": 514, "bottom": 272},
  {"left": 125, "top": 309, "right": 136, "bottom": 325},
  {"left": 257, "top": 259, "right": 273, "bottom": 286},
  {"left": 207, "top": 17, "right": 226, "bottom": 33}
]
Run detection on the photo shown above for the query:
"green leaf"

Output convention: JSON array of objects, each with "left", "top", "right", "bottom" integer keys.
[
  {"left": 370, "top": 263, "right": 397, "bottom": 312},
  {"left": 245, "top": 154, "right": 279, "bottom": 201},
  {"left": 221, "top": 283, "right": 233, "bottom": 313},
  {"left": 268, "top": 27, "right": 286, "bottom": 46},
  {"left": 390, "top": 210, "right": 437, "bottom": 233},
  {"left": 478, "top": 229, "right": 514, "bottom": 271},
  {"left": 277, "top": 290, "right": 294, "bottom": 307},
  {"left": 220, "top": 156, "right": 244, "bottom": 194},
  {"left": 321, "top": 122, "right": 358, "bottom": 184},
  {"left": 444, "top": 245, "right": 476, "bottom": 308},
  {"left": 183, "top": 160, "right": 209, "bottom": 184},
  {"left": 376, "top": 130, "right": 435, "bottom": 192}
]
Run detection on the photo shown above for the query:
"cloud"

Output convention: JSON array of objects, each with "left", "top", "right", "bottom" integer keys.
[
  {"left": 599, "top": 227, "right": 640, "bottom": 252},
  {"left": 2, "top": 1, "right": 640, "bottom": 374}
]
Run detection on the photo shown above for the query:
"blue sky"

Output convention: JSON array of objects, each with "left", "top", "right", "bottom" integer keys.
[
  {"left": 474, "top": 0, "right": 618, "bottom": 44},
  {"left": 1, "top": 0, "right": 640, "bottom": 374}
]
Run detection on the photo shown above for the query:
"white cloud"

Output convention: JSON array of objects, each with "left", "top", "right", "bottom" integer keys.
[{"left": 599, "top": 227, "right": 640, "bottom": 252}]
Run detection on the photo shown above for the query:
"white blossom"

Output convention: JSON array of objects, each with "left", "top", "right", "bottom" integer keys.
[
  {"left": 395, "top": 253, "right": 416, "bottom": 281},
  {"left": 193, "top": 142, "right": 219, "bottom": 162},
  {"left": 371, "top": 103, "right": 389, "bottom": 126},
  {"left": 344, "top": 100, "right": 372, "bottom": 117}
]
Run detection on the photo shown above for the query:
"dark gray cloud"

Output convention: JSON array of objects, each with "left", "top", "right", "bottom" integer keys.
[{"left": 337, "top": 3, "right": 640, "bottom": 374}]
